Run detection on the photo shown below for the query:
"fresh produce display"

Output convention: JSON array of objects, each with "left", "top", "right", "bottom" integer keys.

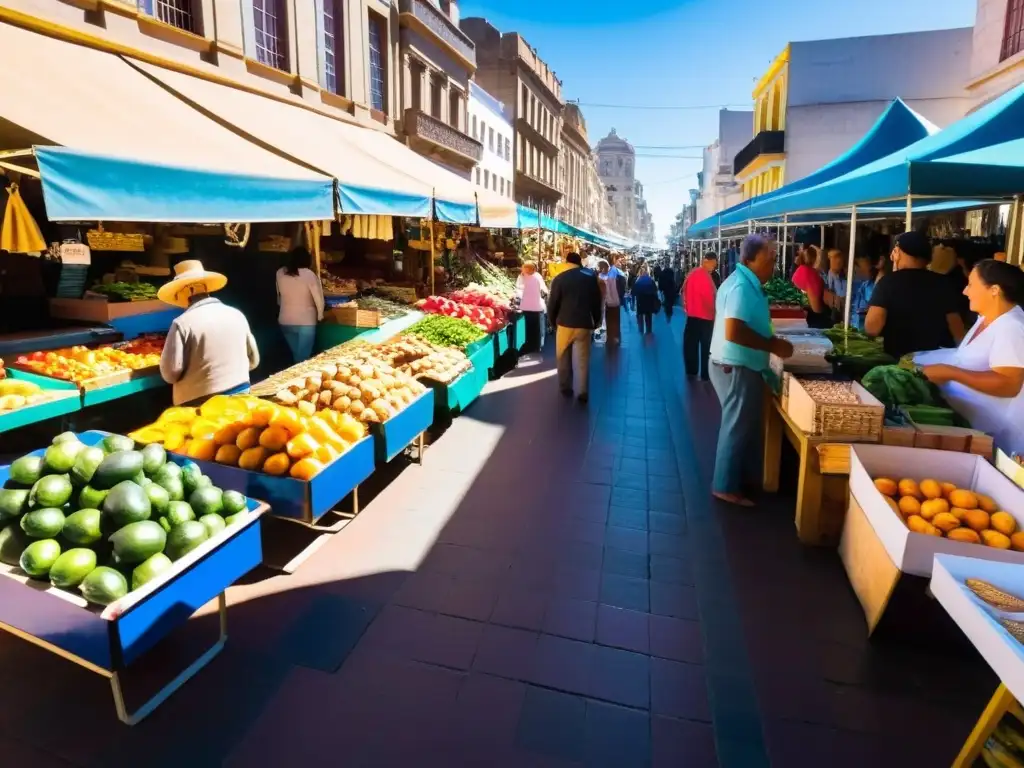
[
  {"left": 449, "top": 258, "right": 516, "bottom": 298},
  {"left": 370, "top": 335, "right": 472, "bottom": 384},
  {"left": 874, "top": 475, "right": 1019, "bottom": 549},
  {"left": 406, "top": 315, "right": 486, "bottom": 350},
  {"left": 0, "top": 377, "right": 71, "bottom": 414},
  {"left": 320, "top": 272, "right": 359, "bottom": 296},
  {"left": 14, "top": 337, "right": 165, "bottom": 383},
  {"left": 415, "top": 295, "right": 508, "bottom": 333},
  {"left": 130, "top": 394, "right": 372, "bottom": 480},
  {"left": 861, "top": 365, "right": 935, "bottom": 409},
  {"left": 902, "top": 404, "right": 958, "bottom": 426},
  {"left": 795, "top": 379, "right": 860, "bottom": 404},
  {"left": 765, "top": 277, "right": 808, "bottom": 307},
  {"left": 351, "top": 295, "right": 409, "bottom": 320},
  {"left": 981, "top": 724, "right": 1024, "bottom": 766},
  {"left": 0, "top": 432, "right": 250, "bottom": 607},
  {"left": 89, "top": 282, "right": 158, "bottom": 301},
  {"left": 449, "top": 285, "right": 513, "bottom": 314}
]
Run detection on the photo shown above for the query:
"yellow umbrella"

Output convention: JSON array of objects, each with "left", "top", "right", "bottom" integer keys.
[{"left": 1, "top": 183, "right": 45, "bottom": 254}]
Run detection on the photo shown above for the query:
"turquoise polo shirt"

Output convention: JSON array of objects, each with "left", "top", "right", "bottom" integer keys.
[{"left": 709, "top": 263, "right": 772, "bottom": 372}]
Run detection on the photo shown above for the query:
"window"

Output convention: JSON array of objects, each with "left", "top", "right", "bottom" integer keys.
[
  {"left": 1004, "top": 0, "right": 1024, "bottom": 61},
  {"left": 322, "top": 0, "right": 343, "bottom": 94},
  {"left": 492, "top": 174, "right": 497, "bottom": 191},
  {"left": 449, "top": 89, "right": 461, "bottom": 130},
  {"left": 367, "top": 12, "right": 387, "bottom": 113},
  {"left": 475, "top": 167, "right": 481, "bottom": 185},
  {"left": 484, "top": 169, "right": 490, "bottom": 187},
  {"left": 505, "top": 137, "right": 511, "bottom": 160},
  {"left": 471, "top": 115, "right": 477, "bottom": 139},
  {"left": 410, "top": 61, "right": 423, "bottom": 113},
  {"left": 521, "top": 84, "right": 529, "bottom": 116},
  {"left": 154, "top": 0, "right": 198, "bottom": 33},
  {"left": 488, "top": 127, "right": 494, "bottom": 152},
  {"left": 499, "top": 178, "right": 504, "bottom": 195},
  {"left": 429, "top": 75, "right": 443, "bottom": 119},
  {"left": 252, "top": 0, "right": 287, "bottom": 70}
]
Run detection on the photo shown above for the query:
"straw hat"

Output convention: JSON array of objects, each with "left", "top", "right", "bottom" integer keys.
[{"left": 157, "top": 260, "right": 227, "bottom": 308}]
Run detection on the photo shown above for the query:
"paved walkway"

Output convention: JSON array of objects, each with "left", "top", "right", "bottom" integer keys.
[{"left": 0, "top": 311, "right": 998, "bottom": 767}]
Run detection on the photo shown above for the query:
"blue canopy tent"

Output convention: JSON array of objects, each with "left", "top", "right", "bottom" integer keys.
[{"left": 687, "top": 98, "right": 939, "bottom": 239}]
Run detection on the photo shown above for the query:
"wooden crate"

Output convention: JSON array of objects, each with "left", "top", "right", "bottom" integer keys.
[
  {"left": 49, "top": 297, "right": 168, "bottom": 323},
  {"left": 323, "top": 305, "right": 381, "bottom": 328},
  {"left": 786, "top": 377, "right": 884, "bottom": 442}
]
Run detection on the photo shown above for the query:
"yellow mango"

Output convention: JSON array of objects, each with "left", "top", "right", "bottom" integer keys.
[
  {"left": 185, "top": 438, "right": 217, "bottom": 462},
  {"left": 238, "top": 446, "right": 269, "bottom": 471},
  {"left": 214, "top": 444, "right": 242, "bottom": 466},
  {"left": 289, "top": 457, "right": 325, "bottom": 481},
  {"left": 286, "top": 433, "right": 320, "bottom": 460},
  {"left": 235, "top": 426, "right": 263, "bottom": 451},
  {"left": 262, "top": 452, "right": 291, "bottom": 476},
  {"left": 258, "top": 426, "right": 290, "bottom": 452}
]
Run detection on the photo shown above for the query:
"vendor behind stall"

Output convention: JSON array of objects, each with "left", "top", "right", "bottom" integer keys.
[
  {"left": 865, "top": 231, "right": 966, "bottom": 359},
  {"left": 157, "top": 260, "right": 259, "bottom": 406},
  {"left": 917, "top": 260, "right": 1024, "bottom": 455}
]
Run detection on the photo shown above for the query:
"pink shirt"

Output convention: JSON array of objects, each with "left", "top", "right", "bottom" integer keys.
[
  {"left": 682, "top": 269, "right": 716, "bottom": 321},
  {"left": 792, "top": 264, "right": 824, "bottom": 303}
]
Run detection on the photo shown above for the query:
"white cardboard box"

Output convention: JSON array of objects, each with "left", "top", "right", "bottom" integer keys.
[
  {"left": 931, "top": 554, "right": 1024, "bottom": 703},
  {"left": 850, "top": 444, "right": 1024, "bottom": 577}
]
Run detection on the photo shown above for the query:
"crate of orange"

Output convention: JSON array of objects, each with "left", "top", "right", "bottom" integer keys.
[{"left": 129, "top": 395, "right": 375, "bottom": 525}]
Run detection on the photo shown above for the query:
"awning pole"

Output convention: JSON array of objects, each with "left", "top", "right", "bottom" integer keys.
[
  {"left": 781, "top": 214, "right": 789, "bottom": 277},
  {"left": 429, "top": 217, "right": 437, "bottom": 296},
  {"left": 905, "top": 195, "right": 913, "bottom": 232},
  {"left": 820, "top": 225, "right": 825, "bottom": 250},
  {"left": 716, "top": 222, "right": 722, "bottom": 262},
  {"left": 843, "top": 206, "right": 858, "bottom": 331}
]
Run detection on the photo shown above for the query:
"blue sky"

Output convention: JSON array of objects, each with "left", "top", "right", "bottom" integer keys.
[{"left": 460, "top": 0, "right": 978, "bottom": 243}]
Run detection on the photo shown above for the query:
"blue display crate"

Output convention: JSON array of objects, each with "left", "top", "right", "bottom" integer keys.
[
  {"left": 0, "top": 370, "right": 81, "bottom": 434},
  {"left": 371, "top": 389, "right": 435, "bottom": 463},
  {"left": 423, "top": 367, "right": 486, "bottom": 418},
  {"left": 81, "top": 372, "right": 167, "bottom": 408},
  {"left": 0, "top": 430, "right": 267, "bottom": 724},
  {"left": 514, "top": 314, "right": 526, "bottom": 351},
  {"left": 108, "top": 308, "right": 181, "bottom": 340},
  {"left": 466, "top": 335, "right": 495, "bottom": 372},
  {"left": 167, "top": 434, "right": 376, "bottom": 525},
  {"left": 494, "top": 325, "right": 510, "bottom": 358}
]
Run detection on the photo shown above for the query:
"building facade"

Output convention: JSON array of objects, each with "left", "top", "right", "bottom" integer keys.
[
  {"left": 695, "top": 109, "right": 752, "bottom": 223},
  {"left": 467, "top": 81, "right": 514, "bottom": 197},
  {"left": 557, "top": 103, "right": 591, "bottom": 229},
  {"left": 596, "top": 129, "right": 636, "bottom": 237},
  {"left": 395, "top": 0, "right": 482, "bottom": 177},
  {"left": 736, "top": 28, "right": 973, "bottom": 199},
  {"left": 2, "top": 0, "right": 405, "bottom": 134},
  {"left": 967, "top": 0, "right": 1024, "bottom": 109},
  {"left": 461, "top": 17, "right": 564, "bottom": 215}
]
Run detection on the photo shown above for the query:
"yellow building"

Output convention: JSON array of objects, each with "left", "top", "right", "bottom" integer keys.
[{"left": 735, "top": 45, "right": 789, "bottom": 199}]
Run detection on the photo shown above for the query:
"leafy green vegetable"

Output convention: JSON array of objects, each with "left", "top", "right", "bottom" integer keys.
[
  {"left": 407, "top": 315, "right": 486, "bottom": 350},
  {"left": 765, "top": 277, "right": 808, "bottom": 307},
  {"left": 90, "top": 282, "right": 158, "bottom": 301}
]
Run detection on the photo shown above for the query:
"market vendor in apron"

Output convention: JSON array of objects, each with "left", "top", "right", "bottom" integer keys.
[
  {"left": 916, "top": 259, "right": 1024, "bottom": 457},
  {"left": 157, "top": 260, "right": 260, "bottom": 407}
]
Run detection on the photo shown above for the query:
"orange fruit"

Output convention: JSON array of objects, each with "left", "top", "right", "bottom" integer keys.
[
  {"left": 898, "top": 479, "right": 922, "bottom": 500},
  {"left": 898, "top": 496, "right": 922, "bottom": 517},
  {"left": 919, "top": 479, "right": 943, "bottom": 500},
  {"left": 874, "top": 478, "right": 899, "bottom": 497}
]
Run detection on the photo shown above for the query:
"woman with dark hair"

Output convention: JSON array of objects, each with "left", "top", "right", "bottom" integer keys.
[
  {"left": 791, "top": 246, "right": 829, "bottom": 328},
  {"left": 276, "top": 246, "right": 325, "bottom": 363},
  {"left": 919, "top": 259, "right": 1024, "bottom": 455},
  {"left": 632, "top": 265, "right": 660, "bottom": 335}
]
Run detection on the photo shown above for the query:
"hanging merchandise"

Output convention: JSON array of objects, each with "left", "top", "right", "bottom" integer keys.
[
  {"left": 1, "top": 183, "right": 46, "bottom": 254},
  {"left": 346, "top": 215, "right": 395, "bottom": 241}
]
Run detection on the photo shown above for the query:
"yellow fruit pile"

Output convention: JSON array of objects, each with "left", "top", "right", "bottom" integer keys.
[
  {"left": 130, "top": 395, "right": 367, "bottom": 480},
  {"left": 874, "top": 477, "right": 1023, "bottom": 550}
]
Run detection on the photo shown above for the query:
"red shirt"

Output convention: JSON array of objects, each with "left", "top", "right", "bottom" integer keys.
[
  {"left": 792, "top": 264, "right": 824, "bottom": 302},
  {"left": 682, "top": 268, "right": 716, "bottom": 321}
]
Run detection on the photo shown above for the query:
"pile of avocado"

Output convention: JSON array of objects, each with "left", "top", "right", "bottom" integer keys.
[{"left": 0, "top": 432, "right": 250, "bottom": 606}]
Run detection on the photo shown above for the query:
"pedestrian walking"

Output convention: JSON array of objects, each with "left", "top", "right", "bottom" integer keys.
[
  {"left": 709, "top": 235, "right": 794, "bottom": 507},
  {"left": 276, "top": 246, "right": 325, "bottom": 364},
  {"left": 598, "top": 259, "right": 627, "bottom": 345},
  {"left": 682, "top": 252, "right": 717, "bottom": 380},
  {"left": 632, "top": 265, "right": 660, "bottom": 335},
  {"left": 547, "top": 252, "right": 603, "bottom": 404},
  {"left": 658, "top": 264, "right": 678, "bottom": 322},
  {"left": 515, "top": 261, "right": 548, "bottom": 352}
]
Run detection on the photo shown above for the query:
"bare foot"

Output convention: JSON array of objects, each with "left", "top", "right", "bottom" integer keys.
[{"left": 713, "top": 492, "right": 755, "bottom": 507}]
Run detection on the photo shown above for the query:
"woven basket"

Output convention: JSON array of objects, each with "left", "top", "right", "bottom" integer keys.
[
  {"left": 86, "top": 230, "right": 145, "bottom": 252},
  {"left": 786, "top": 378, "right": 884, "bottom": 442}
]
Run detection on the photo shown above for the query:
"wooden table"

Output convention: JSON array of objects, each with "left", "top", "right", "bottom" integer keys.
[{"left": 761, "top": 392, "right": 851, "bottom": 546}]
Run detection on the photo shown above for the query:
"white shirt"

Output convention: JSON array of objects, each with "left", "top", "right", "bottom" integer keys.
[
  {"left": 916, "top": 306, "right": 1024, "bottom": 456},
  {"left": 516, "top": 272, "right": 547, "bottom": 312},
  {"left": 276, "top": 267, "right": 325, "bottom": 326}
]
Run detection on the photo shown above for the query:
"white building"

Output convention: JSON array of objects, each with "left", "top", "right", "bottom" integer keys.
[
  {"left": 737, "top": 28, "right": 973, "bottom": 199},
  {"left": 967, "top": 0, "right": 1024, "bottom": 109},
  {"left": 467, "top": 81, "right": 514, "bottom": 198},
  {"left": 695, "top": 109, "right": 753, "bottom": 223},
  {"left": 595, "top": 128, "right": 656, "bottom": 241}
]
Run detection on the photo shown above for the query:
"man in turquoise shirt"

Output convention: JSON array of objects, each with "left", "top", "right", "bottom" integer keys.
[{"left": 709, "top": 235, "right": 794, "bottom": 507}]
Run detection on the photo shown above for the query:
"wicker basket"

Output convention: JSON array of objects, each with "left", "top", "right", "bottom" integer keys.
[
  {"left": 324, "top": 305, "right": 382, "bottom": 328},
  {"left": 786, "top": 377, "right": 884, "bottom": 442},
  {"left": 258, "top": 235, "right": 292, "bottom": 253},
  {"left": 86, "top": 229, "right": 146, "bottom": 252}
]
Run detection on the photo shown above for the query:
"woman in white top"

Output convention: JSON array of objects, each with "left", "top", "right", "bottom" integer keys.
[
  {"left": 917, "top": 259, "right": 1024, "bottom": 456},
  {"left": 276, "top": 246, "right": 325, "bottom": 363},
  {"left": 515, "top": 261, "right": 547, "bottom": 353}
]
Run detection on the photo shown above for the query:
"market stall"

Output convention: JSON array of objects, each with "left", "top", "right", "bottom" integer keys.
[{"left": 0, "top": 430, "right": 266, "bottom": 724}]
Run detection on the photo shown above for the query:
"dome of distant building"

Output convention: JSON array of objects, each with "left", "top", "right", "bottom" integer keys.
[{"left": 596, "top": 128, "right": 634, "bottom": 154}]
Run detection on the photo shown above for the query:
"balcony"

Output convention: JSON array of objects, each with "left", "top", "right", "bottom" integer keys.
[
  {"left": 516, "top": 116, "right": 559, "bottom": 156},
  {"left": 516, "top": 169, "right": 562, "bottom": 203},
  {"left": 404, "top": 108, "right": 482, "bottom": 167},
  {"left": 399, "top": 0, "right": 476, "bottom": 68},
  {"left": 733, "top": 130, "right": 785, "bottom": 176}
]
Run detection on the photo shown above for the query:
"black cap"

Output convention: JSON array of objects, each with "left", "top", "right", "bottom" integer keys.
[{"left": 896, "top": 231, "right": 931, "bottom": 262}]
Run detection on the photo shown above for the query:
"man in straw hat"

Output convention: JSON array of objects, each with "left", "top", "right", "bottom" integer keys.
[{"left": 158, "top": 260, "right": 259, "bottom": 406}]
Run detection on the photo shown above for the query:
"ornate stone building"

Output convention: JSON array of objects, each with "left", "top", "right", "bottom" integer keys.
[{"left": 557, "top": 103, "right": 590, "bottom": 229}]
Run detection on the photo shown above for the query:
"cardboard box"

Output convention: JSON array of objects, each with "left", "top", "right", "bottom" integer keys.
[
  {"left": 849, "top": 444, "right": 1024, "bottom": 577},
  {"left": 996, "top": 449, "right": 1024, "bottom": 490},
  {"left": 931, "top": 554, "right": 1024, "bottom": 705}
]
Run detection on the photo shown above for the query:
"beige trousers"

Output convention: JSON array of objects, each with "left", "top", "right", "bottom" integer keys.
[{"left": 556, "top": 326, "right": 592, "bottom": 395}]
